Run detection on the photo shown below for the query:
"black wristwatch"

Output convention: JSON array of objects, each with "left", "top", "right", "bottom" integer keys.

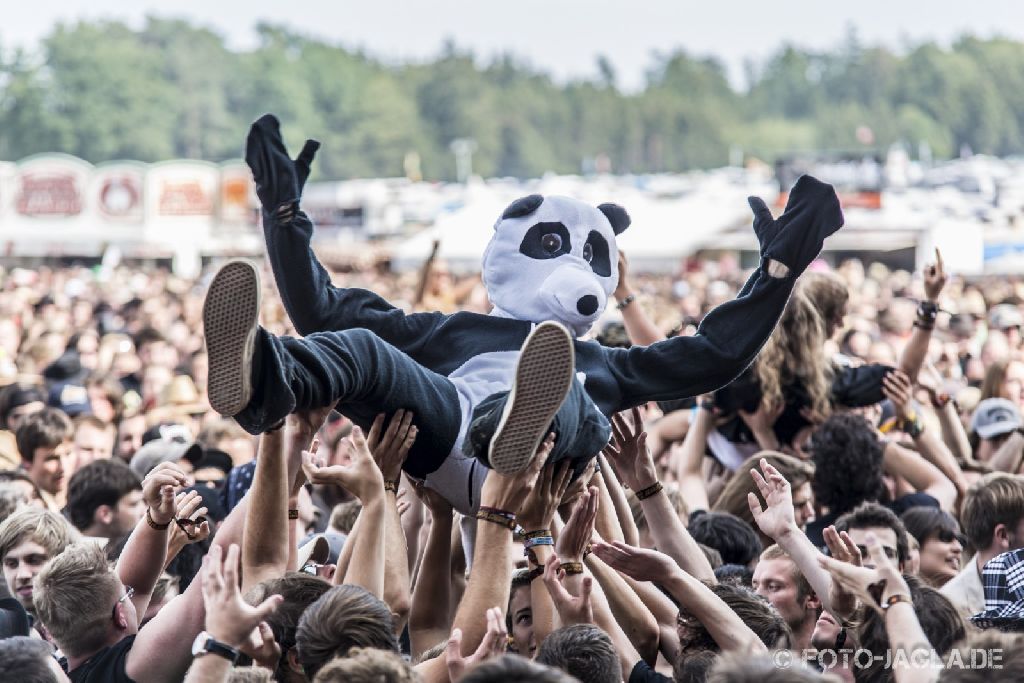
[{"left": 191, "top": 631, "right": 241, "bottom": 664}]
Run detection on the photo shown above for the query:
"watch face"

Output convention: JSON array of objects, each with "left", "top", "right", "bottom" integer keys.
[{"left": 192, "top": 632, "right": 210, "bottom": 657}]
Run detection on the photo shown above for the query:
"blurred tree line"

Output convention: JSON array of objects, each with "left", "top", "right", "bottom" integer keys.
[{"left": 1, "top": 19, "right": 1023, "bottom": 180}]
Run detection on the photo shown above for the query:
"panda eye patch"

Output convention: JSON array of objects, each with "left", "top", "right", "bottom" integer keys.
[
  {"left": 584, "top": 231, "right": 611, "bottom": 276},
  {"left": 519, "top": 222, "right": 571, "bottom": 260}
]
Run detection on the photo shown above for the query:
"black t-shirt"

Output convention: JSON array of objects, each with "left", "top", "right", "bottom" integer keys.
[
  {"left": 629, "top": 660, "right": 673, "bottom": 683},
  {"left": 67, "top": 635, "right": 136, "bottom": 683}
]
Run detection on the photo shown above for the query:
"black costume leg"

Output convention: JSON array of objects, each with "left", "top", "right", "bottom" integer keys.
[{"left": 236, "top": 328, "right": 461, "bottom": 480}]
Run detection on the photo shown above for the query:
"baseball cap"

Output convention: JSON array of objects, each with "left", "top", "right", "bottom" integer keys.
[
  {"left": 129, "top": 438, "right": 203, "bottom": 479},
  {"left": 971, "top": 398, "right": 1023, "bottom": 440},
  {"left": 990, "top": 304, "right": 1024, "bottom": 331},
  {"left": 47, "top": 382, "right": 91, "bottom": 417}
]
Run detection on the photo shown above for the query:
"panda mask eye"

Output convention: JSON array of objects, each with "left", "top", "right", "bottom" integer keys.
[
  {"left": 519, "top": 222, "right": 571, "bottom": 260},
  {"left": 584, "top": 231, "right": 612, "bottom": 276}
]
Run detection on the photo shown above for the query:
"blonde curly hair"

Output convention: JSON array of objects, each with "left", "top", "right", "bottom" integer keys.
[{"left": 753, "top": 287, "right": 832, "bottom": 419}]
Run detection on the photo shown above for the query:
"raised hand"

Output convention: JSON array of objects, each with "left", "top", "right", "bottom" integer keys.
[
  {"left": 749, "top": 175, "right": 843, "bottom": 276},
  {"left": 366, "top": 410, "right": 418, "bottom": 483},
  {"left": 142, "top": 462, "right": 189, "bottom": 527},
  {"left": 412, "top": 479, "right": 454, "bottom": 521},
  {"left": 288, "top": 405, "right": 335, "bottom": 442},
  {"left": 555, "top": 486, "right": 598, "bottom": 562},
  {"left": 613, "top": 249, "right": 632, "bottom": 301},
  {"left": 590, "top": 540, "right": 678, "bottom": 583},
  {"left": 201, "top": 544, "right": 283, "bottom": 649},
  {"left": 603, "top": 408, "right": 657, "bottom": 491},
  {"left": 479, "top": 433, "right": 553, "bottom": 517},
  {"left": 244, "top": 113, "right": 320, "bottom": 211},
  {"left": 240, "top": 622, "right": 282, "bottom": 671},
  {"left": 542, "top": 554, "right": 594, "bottom": 626},
  {"left": 923, "top": 248, "right": 946, "bottom": 302},
  {"left": 517, "top": 461, "right": 572, "bottom": 532},
  {"left": 747, "top": 457, "right": 797, "bottom": 541},
  {"left": 301, "top": 426, "right": 385, "bottom": 503},
  {"left": 881, "top": 370, "right": 914, "bottom": 422},
  {"left": 823, "top": 525, "right": 862, "bottom": 618},
  {"left": 816, "top": 532, "right": 910, "bottom": 615},
  {"left": 445, "top": 607, "right": 508, "bottom": 681},
  {"left": 171, "top": 489, "right": 210, "bottom": 544}
]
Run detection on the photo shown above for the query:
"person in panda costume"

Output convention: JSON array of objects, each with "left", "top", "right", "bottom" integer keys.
[{"left": 201, "top": 114, "right": 844, "bottom": 515}]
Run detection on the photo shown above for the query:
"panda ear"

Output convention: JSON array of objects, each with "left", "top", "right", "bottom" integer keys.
[
  {"left": 598, "top": 203, "right": 630, "bottom": 235},
  {"left": 500, "top": 194, "right": 544, "bottom": 221}
]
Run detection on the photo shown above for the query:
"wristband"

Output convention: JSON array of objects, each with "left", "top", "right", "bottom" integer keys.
[
  {"left": 384, "top": 479, "right": 400, "bottom": 494},
  {"left": 523, "top": 529, "right": 551, "bottom": 541},
  {"left": 146, "top": 507, "right": 171, "bottom": 530},
  {"left": 931, "top": 391, "right": 951, "bottom": 410},
  {"left": 901, "top": 416, "right": 925, "bottom": 439},
  {"left": 288, "top": 509, "right": 299, "bottom": 520},
  {"left": 478, "top": 506, "right": 516, "bottom": 520},
  {"left": 476, "top": 510, "right": 516, "bottom": 530},
  {"left": 560, "top": 561, "right": 585, "bottom": 575},
  {"left": 616, "top": 294, "right": 636, "bottom": 311},
  {"left": 526, "top": 566, "right": 545, "bottom": 582},
  {"left": 882, "top": 593, "right": 912, "bottom": 611},
  {"left": 265, "top": 419, "right": 286, "bottom": 433},
  {"left": 524, "top": 536, "right": 554, "bottom": 552},
  {"left": 635, "top": 481, "right": 664, "bottom": 501}
]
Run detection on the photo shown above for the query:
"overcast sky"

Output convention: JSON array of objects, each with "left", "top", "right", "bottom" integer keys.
[{"left": 5, "top": 1, "right": 1024, "bottom": 90}]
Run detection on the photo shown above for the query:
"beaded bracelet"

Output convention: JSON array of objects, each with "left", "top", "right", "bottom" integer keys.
[
  {"left": 560, "top": 561, "right": 585, "bottom": 575},
  {"left": 635, "top": 481, "right": 664, "bottom": 501},
  {"left": 476, "top": 509, "right": 516, "bottom": 530},
  {"left": 146, "top": 508, "right": 170, "bottom": 531},
  {"left": 616, "top": 294, "right": 636, "bottom": 311}
]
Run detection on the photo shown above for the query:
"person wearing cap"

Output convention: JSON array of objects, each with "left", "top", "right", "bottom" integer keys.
[
  {"left": 128, "top": 437, "right": 202, "bottom": 483},
  {"left": 971, "top": 397, "right": 1024, "bottom": 466},
  {"left": 0, "top": 383, "right": 46, "bottom": 470},
  {"left": 989, "top": 303, "right": 1024, "bottom": 348},
  {"left": 191, "top": 449, "right": 233, "bottom": 489}
]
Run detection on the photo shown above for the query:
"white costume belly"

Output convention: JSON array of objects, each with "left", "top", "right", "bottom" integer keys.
[{"left": 421, "top": 350, "right": 520, "bottom": 514}]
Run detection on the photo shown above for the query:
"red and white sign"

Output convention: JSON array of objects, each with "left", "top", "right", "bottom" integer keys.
[
  {"left": 93, "top": 164, "right": 145, "bottom": 221},
  {"left": 219, "top": 163, "right": 256, "bottom": 225},
  {"left": 14, "top": 156, "right": 91, "bottom": 217}
]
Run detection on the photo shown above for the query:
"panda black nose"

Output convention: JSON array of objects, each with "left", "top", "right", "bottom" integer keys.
[{"left": 576, "top": 295, "right": 599, "bottom": 316}]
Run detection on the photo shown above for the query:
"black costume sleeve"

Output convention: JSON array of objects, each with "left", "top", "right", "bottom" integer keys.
[
  {"left": 263, "top": 208, "right": 443, "bottom": 352},
  {"left": 831, "top": 363, "right": 893, "bottom": 407},
  {"left": 246, "top": 114, "right": 443, "bottom": 351},
  {"left": 607, "top": 175, "right": 844, "bottom": 410}
]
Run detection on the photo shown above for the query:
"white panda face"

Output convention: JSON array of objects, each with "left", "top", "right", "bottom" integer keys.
[{"left": 482, "top": 195, "right": 629, "bottom": 336}]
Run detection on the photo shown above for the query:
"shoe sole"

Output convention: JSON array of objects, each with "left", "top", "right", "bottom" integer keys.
[
  {"left": 488, "top": 321, "right": 575, "bottom": 475},
  {"left": 203, "top": 260, "right": 261, "bottom": 416}
]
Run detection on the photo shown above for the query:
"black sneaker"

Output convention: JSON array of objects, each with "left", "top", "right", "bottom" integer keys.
[
  {"left": 203, "top": 260, "right": 261, "bottom": 417},
  {"left": 487, "top": 321, "right": 575, "bottom": 475}
]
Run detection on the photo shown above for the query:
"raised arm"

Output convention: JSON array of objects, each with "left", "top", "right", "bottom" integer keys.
[
  {"left": 245, "top": 114, "right": 442, "bottom": 343},
  {"left": 605, "top": 409, "right": 715, "bottom": 581},
  {"left": 302, "top": 426, "right": 387, "bottom": 597},
  {"left": 594, "top": 541, "right": 767, "bottom": 655},
  {"left": 608, "top": 176, "right": 843, "bottom": 408},
  {"left": 241, "top": 428, "right": 290, "bottom": 592},
  {"left": 117, "top": 462, "right": 188, "bottom": 617},
  {"left": 366, "top": 411, "right": 418, "bottom": 632},
  {"left": 416, "top": 438, "right": 550, "bottom": 682},
  {"left": 409, "top": 483, "right": 455, "bottom": 660},
  {"left": 898, "top": 249, "right": 946, "bottom": 382},
  {"left": 614, "top": 249, "right": 664, "bottom": 347},
  {"left": 674, "top": 405, "right": 713, "bottom": 513}
]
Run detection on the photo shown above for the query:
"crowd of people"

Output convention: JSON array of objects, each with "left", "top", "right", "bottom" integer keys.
[{"left": 0, "top": 243, "right": 1024, "bottom": 683}]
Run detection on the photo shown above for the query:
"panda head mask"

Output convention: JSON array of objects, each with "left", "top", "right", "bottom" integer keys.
[{"left": 482, "top": 194, "right": 630, "bottom": 337}]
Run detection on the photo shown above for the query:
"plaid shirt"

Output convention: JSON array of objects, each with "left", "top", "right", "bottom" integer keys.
[{"left": 971, "top": 548, "right": 1024, "bottom": 630}]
